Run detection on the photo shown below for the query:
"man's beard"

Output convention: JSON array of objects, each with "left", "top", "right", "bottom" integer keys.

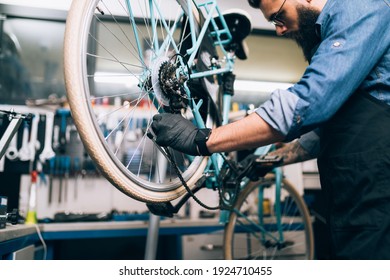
[{"left": 285, "top": 5, "right": 321, "bottom": 62}]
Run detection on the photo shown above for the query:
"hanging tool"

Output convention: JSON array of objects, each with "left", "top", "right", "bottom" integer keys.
[
  {"left": 39, "top": 111, "right": 56, "bottom": 163},
  {"left": 63, "top": 155, "right": 70, "bottom": 202},
  {"left": 48, "top": 156, "right": 55, "bottom": 204},
  {"left": 27, "top": 113, "right": 40, "bottom": 171},
  {"left": 28, "top": 114, "right": 40, "bottom": 159},
  {"left": 73, "top": 156, "right": 81, "bottom": 199},
  {"left": 18, "top": 122, "right": 31, "bottom": 161},
  {"left": 57, "top": 155, "right": 63, "bottom": 203},
  {"left": 0, "top": 109, "right": 30, "bottom": 172},
  {"left": 0, "top": 109, "right": 27, "bottom": 158},
  {"left": 55, "top": 109, "right": 70, "bottom": 203},
  {"left": 37, "top": 112, "right": 55, "bottom": 204},
  {"left": 5, "top": 131, "right": 18, "bottom": 161},
  {"left": 56, "top": 108, "right": 70, "bottom": 150},
  {"left": 0, "top": 152, "right": 4, "bottom": 172}
]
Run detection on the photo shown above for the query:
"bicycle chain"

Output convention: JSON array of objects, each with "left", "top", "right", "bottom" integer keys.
[{"left": 162, "top": 146, "right": 222, "bottom": 211}]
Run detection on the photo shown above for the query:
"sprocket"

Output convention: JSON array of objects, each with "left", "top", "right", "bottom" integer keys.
[{"left": 150, "top": 56, "right": 189, "bottom": 112}]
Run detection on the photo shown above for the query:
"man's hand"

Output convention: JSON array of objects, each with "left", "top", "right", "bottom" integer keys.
[{"left": 149, "top": 113, "right": 206, "bottom": 156}]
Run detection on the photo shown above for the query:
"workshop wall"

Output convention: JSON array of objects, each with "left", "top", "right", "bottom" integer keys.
[{"left": 0, "top": 1, "right": 310, "bottom": 222}]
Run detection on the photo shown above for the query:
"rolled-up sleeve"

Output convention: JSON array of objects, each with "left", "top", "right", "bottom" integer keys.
[
  {"left": 255, "top": 88, "right": 299, "bottom": 137},
  {"left": 256, "top": 0, "right": 390, "bottom": 142}
]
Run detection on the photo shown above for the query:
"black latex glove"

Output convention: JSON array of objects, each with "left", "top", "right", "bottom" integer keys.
[{"left": 149, "top": 113, "right": 200, "bottom": 156}]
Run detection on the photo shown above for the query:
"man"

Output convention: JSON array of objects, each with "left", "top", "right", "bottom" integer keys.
[{"left": 150, "top": 0, "right": 390, "bottom": 259}]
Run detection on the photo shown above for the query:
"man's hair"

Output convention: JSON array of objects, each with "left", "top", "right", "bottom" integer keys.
[{"left": 248, "top": 0, "right": 260, "bottom": 8}]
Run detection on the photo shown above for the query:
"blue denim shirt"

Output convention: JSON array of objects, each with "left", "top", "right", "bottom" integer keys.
[{"left": 255, "top": 0, "right": 390, "bottom": 150}]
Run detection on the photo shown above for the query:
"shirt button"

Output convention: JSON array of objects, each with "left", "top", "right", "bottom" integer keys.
[
  {"left": 333, "top": 41, "right": 341, "bottom": 47},
  {"left": 296, "top": 115, "right": 301, "bottom": 124}
]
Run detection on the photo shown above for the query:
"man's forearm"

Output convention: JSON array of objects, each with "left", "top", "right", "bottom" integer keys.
[
  {"left": 267, "top": 140, "right": 316, "bottom": 165},
  {"left": 206, "top": 113, "right": 285, "bottom": 153}
]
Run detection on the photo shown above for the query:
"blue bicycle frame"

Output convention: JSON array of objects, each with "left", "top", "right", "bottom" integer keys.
[{"left": 126, "top": 0, "right": 284, "bottom": 235}]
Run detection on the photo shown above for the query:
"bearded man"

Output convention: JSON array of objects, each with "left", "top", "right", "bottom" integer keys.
[{"left": 150, "top": 0, "right": 390, "bottom": 259}]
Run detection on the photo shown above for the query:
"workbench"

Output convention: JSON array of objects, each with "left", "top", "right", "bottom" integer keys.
[{"left": 0, "top": 219, "right": 225, "bottom": 260}]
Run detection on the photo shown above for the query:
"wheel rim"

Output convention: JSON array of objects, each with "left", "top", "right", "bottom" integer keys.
[
  {"left": 65, "top": 0, "right": 216, "bottom": 196},
  {"left": 225, "top": 178, "right": 313, "bottom": 260}
]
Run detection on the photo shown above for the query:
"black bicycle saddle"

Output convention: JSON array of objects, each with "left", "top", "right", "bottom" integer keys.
[{"left": 212, "top": 10, "right": 252, "bottom": 60}]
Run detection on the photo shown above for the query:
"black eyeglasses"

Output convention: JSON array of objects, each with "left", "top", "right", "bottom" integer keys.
[
  {"left": 269, "top": 0, "right": 287, "bottom": 27},
  {"left": 248, "top": 0, "right": 260, "bottom": 8}
]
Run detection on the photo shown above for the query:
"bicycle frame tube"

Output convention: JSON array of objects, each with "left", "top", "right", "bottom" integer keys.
[
  {"left": 233, "top": 207, "right": 280, "bottom": 243},
  {"left": 149, "top": 0, "right": 159, "bottom": 51},
  {"left": 135, "top": 0, "right": 235, "bottom": 92},
  {"left": 211, "top": 89, "right": 233, "bottom": 174},
  {"left": 274, "top": 167, "right": 284, "bottom": 243},
  {"left": 121, "top": 1, "right": 289, "bottom": 245},
  {"left": 181, "top": 0, "right": 236, "bottom": 176},
  {"left": 185, "top": 1, "right": 217, "bottom": 65},
  {"left": 125, "top": 0, "right": 144, "bottom": 63},
  {"left": 127, "top": 0, "right": 263, "bottom": 198},
  {"left": 200, "top": 2, "right": 232, "bottom": 46},
  {"left": 189, "top": 1, "right": 234, "bottom": 78},
  {"left": 121, "top": 0, "right": 290, "bottom": 251}
]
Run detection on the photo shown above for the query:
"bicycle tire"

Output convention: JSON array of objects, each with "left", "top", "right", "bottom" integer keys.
[
  {"left": 224, "top": 175, "right": 315, "bottom": 260},
  {"left": 64, "top": 0, "right": 217, "bottom": 202}
]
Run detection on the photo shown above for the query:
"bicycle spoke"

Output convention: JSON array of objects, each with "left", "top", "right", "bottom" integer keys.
[
  {"left": 65, "top": 0, "right": 216, "bottom": 199},
  {"left": 225, "top": 178, "right": 314, "bottom": 260}
]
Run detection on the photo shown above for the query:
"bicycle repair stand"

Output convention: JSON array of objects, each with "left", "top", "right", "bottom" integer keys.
[
  {"left": 0, "top": 110, "right": 31, "bottom": 159},
  {"left": 144, "top": 214, "right": 160, "bottom": 259},
  {"left": 144, "top": 151, "right": 170, "bottom": 260},
  {"left": 0, "top": 110, "right": 31, "bottom": 228}
]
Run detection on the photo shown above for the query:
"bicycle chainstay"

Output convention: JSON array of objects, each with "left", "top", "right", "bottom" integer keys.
[{"left": 147, "top": 147, "right": 283, "bottom": 215}]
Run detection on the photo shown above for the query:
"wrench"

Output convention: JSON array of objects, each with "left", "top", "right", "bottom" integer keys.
[
  {"left": 18, "top": 122, "right": 31, "bottom": 161},
  {"left": 48, "top": 157, "right": 55, "bottom": 204},
  {"left": 39, "top": 112, "right": 56, "bottom": 163},
  {"left": 28, "top": 113, "right": 40, "bottom": 163},
  {"left": 5, "top": 131, "right": 18, "bottom": 161}
]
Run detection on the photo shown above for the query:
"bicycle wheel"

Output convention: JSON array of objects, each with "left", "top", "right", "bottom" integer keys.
[
  {"left": 64, "top": 0, "right": 218, "bottom": 202},
  {"left": 224, "top": 175, "right": 314, "bottom": 260}
]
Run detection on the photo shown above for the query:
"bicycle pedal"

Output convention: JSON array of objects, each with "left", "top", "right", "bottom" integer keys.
[
  {"left": 255, "top": 155, "right": 283, "bottom": 165},
  {"left": 147, "top": 202, "right": 176, "bottom": 218},
  {"left": 277, "top": 240, "right": 295, "bottom": 250}
]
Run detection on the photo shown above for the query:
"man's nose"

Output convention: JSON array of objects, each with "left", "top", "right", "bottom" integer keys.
[{"left": 275, "top": 25, "right": 288, "bottom": 36}]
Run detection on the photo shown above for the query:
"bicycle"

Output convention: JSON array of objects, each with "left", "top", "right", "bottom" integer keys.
[{"left": 63, "top": 0, "right": 314, "bottom": 259}]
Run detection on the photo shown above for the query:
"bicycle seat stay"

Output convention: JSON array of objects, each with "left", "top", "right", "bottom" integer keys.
[{"left": 212, "top": 10, "right": 252, "bottom": 60}]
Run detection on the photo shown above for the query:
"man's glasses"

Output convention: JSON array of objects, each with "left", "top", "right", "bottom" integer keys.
[
  {"left": 248, "top": 0, "right": 260, "bottom": 8},
  {"left": 269, "top": 0, "right": 287, "bottom": 27}
]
